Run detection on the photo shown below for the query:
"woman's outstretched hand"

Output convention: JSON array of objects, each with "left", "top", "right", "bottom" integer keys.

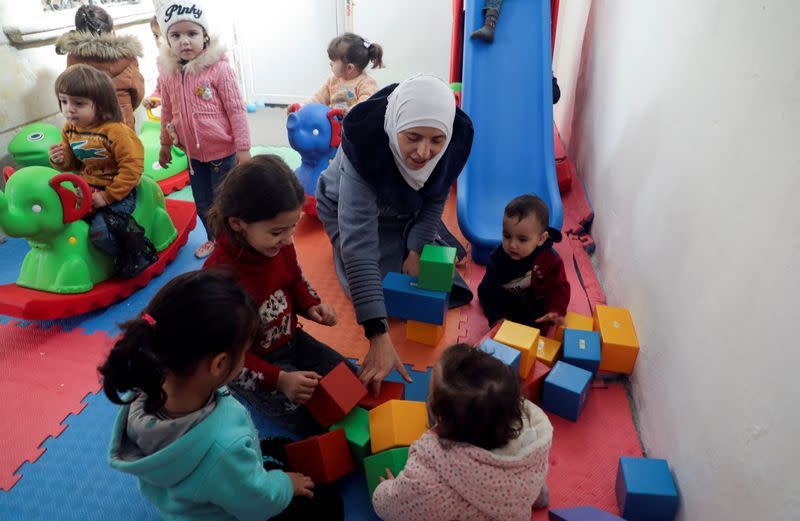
[{"left": 358, "top": 332, "right": 412, "bottom": 396}]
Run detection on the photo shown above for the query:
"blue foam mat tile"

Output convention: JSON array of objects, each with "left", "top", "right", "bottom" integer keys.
[
  {"left": 0, "top": 219, "right": 207, "bottom": 333},
  {"left": 0, "top": 392, "right": 160, "bottom": 520},
  {"left": 0, "top": 237, "right": 29, "bottom": 285}
]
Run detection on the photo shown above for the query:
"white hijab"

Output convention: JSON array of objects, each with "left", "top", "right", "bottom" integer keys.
[{"left": 384, "top": 75, "right": 456, "bottom": 191}]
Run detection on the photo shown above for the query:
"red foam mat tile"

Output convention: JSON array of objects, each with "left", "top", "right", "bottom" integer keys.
[
  {"left": 533, "top": 383, "right": 643, "bottom": 519},
  {"left": 0, "top": 322, "right": 116, "bottom": 491}
]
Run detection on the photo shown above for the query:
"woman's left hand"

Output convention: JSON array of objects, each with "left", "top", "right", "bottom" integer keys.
[
  {"left": 307, "top": 303, "right": 337, "bottom": 326},
  {"left": 235, "top": 150, "right": 251, "bottom": 165},
  {"left": 402, "top": 250, "right": 421, "bottom": 278}
]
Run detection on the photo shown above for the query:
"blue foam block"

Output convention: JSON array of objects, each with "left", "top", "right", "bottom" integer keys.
[
  {"left": 479, "top": 338, "right": 521, "bottom": 372},
  {"left": 563, "top": 329, "right": 601, "bottom": 375},
  {"left": 541, "top": 361, "right": 592, "bottom": 422},
  {"left": 382, "top": 272, "right": 448, "bottom": 325},
  {"left": 616, "top": 457, "right": 679, "bottom": 521},
  {"left": 549, "top": 506, "right": 625, "bottom": 520}
]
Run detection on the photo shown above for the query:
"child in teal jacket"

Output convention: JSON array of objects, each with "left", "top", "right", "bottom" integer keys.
[{"left": 102, "top": 270, "right": 341, "bottom": 520}]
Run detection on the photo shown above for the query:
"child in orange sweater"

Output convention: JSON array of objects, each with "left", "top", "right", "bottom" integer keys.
[{"left": 49, "top": 64, "right": 152, "bottom": 276}]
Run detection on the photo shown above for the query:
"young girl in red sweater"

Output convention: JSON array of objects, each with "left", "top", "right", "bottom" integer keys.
[{"left": 204, "top": 155, "right": 352, "bottom": 435}]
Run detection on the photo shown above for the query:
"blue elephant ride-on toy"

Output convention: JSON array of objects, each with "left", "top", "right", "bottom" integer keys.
[{"left": 286, "top": 103, "right": 344, "bottom": 216}]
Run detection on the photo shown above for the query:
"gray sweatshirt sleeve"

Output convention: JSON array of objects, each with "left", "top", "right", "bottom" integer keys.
[
  {"left": 337, "top": 161, "right": 388, "bottom": 324},
  {"left": 406, "top": 195, "right": 448, "bottom": 254}
]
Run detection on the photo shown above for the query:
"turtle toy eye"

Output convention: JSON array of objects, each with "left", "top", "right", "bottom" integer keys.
[
  {"left": 32, "top": 204, "right": 43, "bottom": 213},
  {"left": 312, "top": 128, "right": 320, "bottom": 136}
]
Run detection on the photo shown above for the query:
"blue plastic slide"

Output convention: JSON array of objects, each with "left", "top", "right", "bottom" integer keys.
[{"left": 457, "top": 0, "right": 563, "bottom": 265}]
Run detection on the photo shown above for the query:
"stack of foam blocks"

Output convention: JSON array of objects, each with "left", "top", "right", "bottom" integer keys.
[
  {"left": 483, "top": 305, "right": 639, "bottom": 423},
  {"left": 285, "top": 360, "right": 424, "bottom": 497},
  {"left": 285, "top": 362, "right": 369, "bottom": 484},
  {"left": 382, "top": 244, "right": 456, "bottom": 346}
]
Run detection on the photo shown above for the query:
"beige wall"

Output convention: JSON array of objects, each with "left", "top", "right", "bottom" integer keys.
[{"left": 555, "top": 1, "right": 800, "bottom": 519}]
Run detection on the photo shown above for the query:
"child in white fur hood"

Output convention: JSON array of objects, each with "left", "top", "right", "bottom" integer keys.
[{"left": 373, "top": 343, "right": 553, "bottom": 521}]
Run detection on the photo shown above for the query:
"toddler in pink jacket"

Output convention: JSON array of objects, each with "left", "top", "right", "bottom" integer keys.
[
  {"left": 372, "top": 343, "right": 553, "bottom": 521},
  {"left": 154, "top": 0, "right": 251, "bottom": 259}
]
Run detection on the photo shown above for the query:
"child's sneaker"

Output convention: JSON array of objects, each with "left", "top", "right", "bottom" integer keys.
[{"left": 194, "top": 240, "right": 215, "bottom": 259}]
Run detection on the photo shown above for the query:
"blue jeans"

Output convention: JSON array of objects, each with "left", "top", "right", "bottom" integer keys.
[
  {"left": 190, "top": 153, "right": 236, "bottom": 240},
  {"left": 89, "top": 189, "right": 136, "bottom": 257},
  {"left": 485, "top": 0, "right": 502, "bottom": 12}
]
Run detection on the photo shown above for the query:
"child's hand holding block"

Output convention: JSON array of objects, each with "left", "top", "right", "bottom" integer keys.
[
  {"left": 493, "top": 320, "right": 540, "bottom": 377},
  {"left": 305, "top": 362, "right": 368, "bottom": 427},
  {"left": 368, "top": 399, "right": 429, "bottom": 453},
  {"left": 594, "top": 305, "right": 640, "bottom": 374}
]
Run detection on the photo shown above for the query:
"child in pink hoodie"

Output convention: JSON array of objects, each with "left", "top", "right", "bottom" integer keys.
[
  {"left": 372, "top": 343, "right": 553, "bottom": 521},
  {"left": 154, "top": 0, "right": 251, "bottom": 259}
]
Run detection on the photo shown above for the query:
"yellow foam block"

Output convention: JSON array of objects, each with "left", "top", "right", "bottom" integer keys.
[
  {"left": 369, "top": 400, "right": 429, "bottom": 453},
  {"left": 406, "top": 319, "right": 444, "bottom": 346},
  {"left": 535, "top": 335, "right": 562, "bottom": 367},
  {"left": 594, "top": 305, "right": 639, "bottom": 374},
  {"left": 493, "top": 320, "right": 539, "bottom": 378},
  {"left": 555, "top": 311, "right": 594, "bottom": 342}
]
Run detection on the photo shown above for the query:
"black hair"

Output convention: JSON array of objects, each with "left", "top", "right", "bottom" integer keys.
[
  {"left": 429, "top": 343, "right": 525, "bottom": 450},
  {"left": 504, "top": 194, "right": 550, "bottom": 229},
  {"left": 207, "top": 155, "right": 305, "bottom": 248},
  {"left": 75, "top": 5, "right": 114, "bottom": 34},
  {"left": 98, "top": 270, "right": 260, "bottom": 414},
  {"left": 327, "top": 32, "right": 384, "bottom": 71}
]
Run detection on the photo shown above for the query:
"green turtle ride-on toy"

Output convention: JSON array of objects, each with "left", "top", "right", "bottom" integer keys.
[{"left": 0, "top": 165, "right": 197, "bottom": 320}]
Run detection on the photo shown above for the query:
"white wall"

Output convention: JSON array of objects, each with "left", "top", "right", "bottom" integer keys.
[{"left": 560, "top": 1, "right": 800, "bottom": 519}]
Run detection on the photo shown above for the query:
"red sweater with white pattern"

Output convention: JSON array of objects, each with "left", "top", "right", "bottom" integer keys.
[{"left": 203, "top": 233, "right": 321, "bottom": 390}]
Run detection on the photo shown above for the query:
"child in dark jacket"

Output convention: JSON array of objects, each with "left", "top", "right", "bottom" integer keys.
[{"left": 478, "top": 195, "right": 570, "bottom": 329}]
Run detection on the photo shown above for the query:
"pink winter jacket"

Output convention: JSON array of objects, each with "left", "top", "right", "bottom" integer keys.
[
  {"left": 372, "top": 400, "right": 553, "bottom": 521},
  {"left": 157, "top": 36, "right": 250, "bottom": 163}
]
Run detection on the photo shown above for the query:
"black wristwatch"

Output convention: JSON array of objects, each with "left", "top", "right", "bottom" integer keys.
[{"left": 363, "top": 318, "right": 389, "bottom": 339}]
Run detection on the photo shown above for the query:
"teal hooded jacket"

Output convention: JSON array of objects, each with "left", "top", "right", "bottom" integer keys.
[{"left": 108, "top": 388, "right": 293, "bottom": 520}]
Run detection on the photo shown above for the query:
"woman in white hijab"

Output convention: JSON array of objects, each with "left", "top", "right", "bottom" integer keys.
[{"left": 317, "top": 75, "right": 474, "bottom": 394}]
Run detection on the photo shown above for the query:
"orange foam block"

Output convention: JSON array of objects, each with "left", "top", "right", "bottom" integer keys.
[
  {"left": 493, "top": 320, "right": 539, "bottom": 378},
  {"left": 594, "top": 305, "right": 640, "bottom": 374},
  {"left": 555, "top": 311, "right": 594, "bottom": 342},
  {"left": 406, "top": 319, "right": 445, "bottom": 346},
  {"left": 368, "top": 399, "right": 429, "bottom": 453},
  {"left": 305, "top": 362, "right": 368, "bottom": 427},
  {"left": 536, "top": 335, "right": 562, "bottom": 367}
]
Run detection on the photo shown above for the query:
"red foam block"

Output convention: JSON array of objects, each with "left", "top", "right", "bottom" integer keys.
[
  {"left": 304, "top": 362, "right": 368, "bottom": 427},
  {"left": 285, "top": 428, "right": 354, "bottom": 485},
  {"left": 522, "top": 361, "right": 552, "bottom": 404},
  {"left": 358, "top": 381, "right": 405, "bottom": 410}
]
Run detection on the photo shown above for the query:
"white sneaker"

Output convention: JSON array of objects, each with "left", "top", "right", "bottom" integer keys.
[{"left": 194, "top": 240, "right": 215, "bottom": 259}]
